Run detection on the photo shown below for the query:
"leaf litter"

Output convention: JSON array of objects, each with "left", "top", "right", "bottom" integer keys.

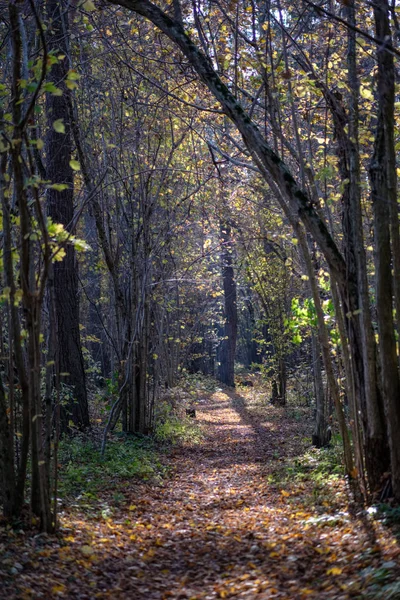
[{"left": 1, "top": 387, "right": 399, "bottom": 599}]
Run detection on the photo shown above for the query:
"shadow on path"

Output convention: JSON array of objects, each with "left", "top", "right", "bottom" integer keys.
[{"left": 1, "top": 388, "right": 399, "bottom": 600}]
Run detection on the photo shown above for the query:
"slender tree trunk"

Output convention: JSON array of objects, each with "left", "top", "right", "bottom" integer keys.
[
  {"left": 311, "top": 333, "right": 329, "bottom": 448},
  {"left": 0, "top": 158, "right": 16, "bottom": 517},
  {"left": 297, "top": 228, "right": 354, "bottom": 477},
  {"left": 7, "top": 4, "right": 32, "bottom": 514},
  {"left": 0, "top": 371, "right": 15, "bottom": 517},
  {"left": 331, "top": 280, "right": 366, "bottom": 494},
  {"left": 218, "top": 220, "right": 237, "bottom": 387}
]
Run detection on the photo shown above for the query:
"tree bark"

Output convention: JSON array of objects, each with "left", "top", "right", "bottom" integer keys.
[
  {"left": 369, "top": 0, "right": 400, "bottom": 501},
  {"left": 0, "top": 371, "right": 15, "bottom": 517},
  {"left": 297, "top": 227, "right": 354, "bottom": 478},
  {"left": 45, "top": 0, "right": 89, "bottom": 431},
  {"left": 311, "top": 333, "right": 329, "bottom": 448},
  {"left": 345, "top": 0, "right": 388, "bottom": 493},
  {"left": 218, "top": 221, "right": 237, "bottom": 387}
]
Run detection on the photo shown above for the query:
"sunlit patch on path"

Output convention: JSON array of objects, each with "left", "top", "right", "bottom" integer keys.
[{"left": 1, "top": 389, "right": 399, "bottom": 599}]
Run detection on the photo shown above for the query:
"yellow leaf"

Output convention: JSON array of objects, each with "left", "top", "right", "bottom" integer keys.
[
  {"left": 52, "top": 584, "right": 66, "bottom": 594},
  {"left": 327, "top": 567, "right": 343, "bottom": 575},
  {"left": 360, "top": 86, "right": 373, "bottom": 100},
  {"left": 280, "top": 489, "right": 290, "bottom": 497},
  {"left": 69, "top": 160, "right": 80, "bottom": 171},
  {"left": 66, "top": 80, "right": 78, "bottom": 90},
  {"left": 128, "top": 505, "right": 137, "bottom": 511}
]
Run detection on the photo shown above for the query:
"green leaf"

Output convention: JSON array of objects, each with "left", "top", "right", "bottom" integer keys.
[
  {"left": 69, "top": 160, "right": 80, "bottom": 171},
  {"left": 67, "top": 70, "right": 81, "bottom": 81},
  {"left": 73, "top": 239, "right": 91, "bottom": 252},
  {"left": 53, "top": 119, "right": 65, "bottom": 134},
  {"left": 293, "top": 333, "right": 302, "bottom": 345},
  {"left": 53, "top": 248, "right": 66, "bottom": 262},
  {"left": 44, "top": 82, "right": 63, "bottom": 96},
  {"left": 82, "top": 0, "right": 96, "bottom": 11},
  {"left": 50, "top": 183, "right": 69, "bottom": 192}
]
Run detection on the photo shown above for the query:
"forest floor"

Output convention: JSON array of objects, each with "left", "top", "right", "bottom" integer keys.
[{"left": 1, "top": 384, "right": 400, "bottom": 599}]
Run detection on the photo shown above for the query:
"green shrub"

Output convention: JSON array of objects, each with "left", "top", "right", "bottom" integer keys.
[
  {"left": 154, "top": 409, "right": 203, "bottom": 445},
  {"left": 58, "top": 435, "right": 162, "bottom": 497}
]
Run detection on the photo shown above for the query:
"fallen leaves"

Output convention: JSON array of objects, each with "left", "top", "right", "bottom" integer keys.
[
  {"left": 326, "top": 567, "right": 343, "bottom": 575},
  {"left": 81, "top": 545, "right": 95, "bottom": 557},
  {"left": 1, "top": 387, "right": 400, "bottom": 599}
]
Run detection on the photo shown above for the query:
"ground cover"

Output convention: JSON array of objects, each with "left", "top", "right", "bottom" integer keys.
[{"left": 1, "top": 382, "right": 399, "bottom": 599}]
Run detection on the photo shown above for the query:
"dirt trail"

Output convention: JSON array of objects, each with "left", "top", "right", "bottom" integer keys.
[{"left": 1, "top": 389, "right": 399, "bottom": 599}]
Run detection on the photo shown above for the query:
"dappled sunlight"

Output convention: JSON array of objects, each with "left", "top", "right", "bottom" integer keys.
[{"left": 2, "top": 389, "right": 399, "bottom": 599}]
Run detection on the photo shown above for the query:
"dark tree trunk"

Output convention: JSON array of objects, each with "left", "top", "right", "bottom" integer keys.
[
  {"left": 270, "top": 359, "right": 286, "bottom": 406},
  {"left": 218, "top": 221, "right": 237, "bottom": 387},
  {"left": 0, "top": 371, "right": 15, "bottom": 517},
  {"left": 369, "top": 0, "right": 400, "bottom": 501},
  {"left": 45, "top": 0, "right": 89, "bottom": 431},
  {"left": 345, "top": 0, "right": 388, "bottom": 493},
  {"left": 243, "top": 290, "right": 259, "bottom": 368},
  {"left": 311, "top": 333, "right": 330, "bottom": 448}
]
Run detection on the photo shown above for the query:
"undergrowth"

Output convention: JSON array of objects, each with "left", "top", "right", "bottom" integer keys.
[
  {"left": 58, "top": 377, "right": 205, "bottom": 499},
  {"left": 154, "top": 412, "right": 204, "bottom": 445},
  {"left": 266, "top": 442, "right": 344, "bottom": 507},
  {"left": 58, "top": 434, "right": 162, "bottom": 498},
  {"left": 278, "top": 443, "right": 343, "bottom": 484}
]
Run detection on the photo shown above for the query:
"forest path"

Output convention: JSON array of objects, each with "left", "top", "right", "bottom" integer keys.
[{"left": 2, "top": 388, "right": 400, "bottom": 599}]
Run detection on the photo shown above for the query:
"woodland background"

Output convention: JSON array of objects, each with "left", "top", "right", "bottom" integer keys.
[{"left": 1, "top": 0, "right": 400, "bottom": 554}]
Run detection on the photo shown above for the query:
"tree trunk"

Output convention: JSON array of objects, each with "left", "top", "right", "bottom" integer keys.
[
  {"left": 369, "top": 0, "right": 400, "bottom": 501},
  {"left": 345, "top": 0, "right": 388, "bottom": 493},
  {"left": 45, "top": 0, "right": 89, "bottom": 431},
  {"left": 297, "top": 227, "right": 354, "bottom": 477},
  {"left": 311, "top": 333, "right": 329, "bottom": 448},
  {"left": 0, "top": 371, "right": 15, "bottom": 517},
  {"left": 218, "top": 221, "right": 237, "bottom": 387}
]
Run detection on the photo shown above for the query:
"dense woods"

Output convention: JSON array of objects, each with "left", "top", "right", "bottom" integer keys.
[{"left": 1, "top": 1, "right": 400, "bottom": 593}]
